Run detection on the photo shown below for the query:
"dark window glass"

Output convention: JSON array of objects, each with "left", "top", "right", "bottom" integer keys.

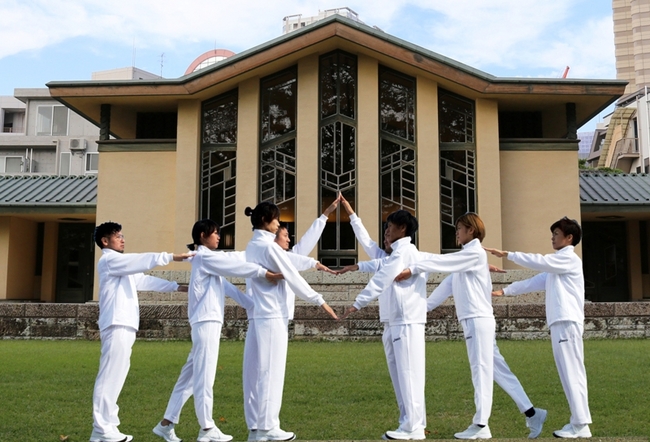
[
  {"left": 320, "top": 51, "right": 356, "bottom": 119},
  {"left": 379, "top": 68, "right": 415, "bottom": 142},
  {"left": 439, "top": 89, "right": 474, "bottom": 143},
  {"left": 261, "top": 69, "right": 297, "bottom": 143},
  {"left": 439, "top": 150, "right": 476, "bottom": 251},
  {"left": 203, "top": 91, "right": 238, "bottom": 144}
]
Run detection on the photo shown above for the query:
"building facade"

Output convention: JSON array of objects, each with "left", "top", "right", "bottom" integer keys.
[{"left": 46, "top": 16, "right": 626, "bottom": 300}]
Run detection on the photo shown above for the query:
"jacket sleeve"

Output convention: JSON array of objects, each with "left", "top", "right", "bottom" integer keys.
[
  {"left": 409, "top": 249, "right": 480, "bottom": 275},
  {"left": 291, "top": 215, "right": 326, "bottom": 256},
  {"left": 133, "top": 274, "right": 179, "bottom": 292},
  {"left": 353, "top": 254, "right": 404, "bottom": 310},
  {"left": 202, "top": 251, "right": 268, "bottom": 278},
  {"left": 503, "top": 272, "right": 547, "bottom": 296},
  {"left": 104, "top": 252, "right": 174, "bottom": 276},
  {"left": 224, "top": 279, "right": 253, "bottom": 310},
  {"left": 508, "top": 251, "right": 576, "bottom": 274},
  {"left": 350, "top": 214, "right": 386, "bottom": 259},
  {"left": 357, "top": 258, "right": 383, "bottom": 273},
  {"left": 286, "top": 252, "right": 317, "bottom": 271},
  {"left": 268, "top": 244, "right": 325, "bottom": 306},
  {"left": 427, "top": 275, "right": 453, "bottom": 311}
]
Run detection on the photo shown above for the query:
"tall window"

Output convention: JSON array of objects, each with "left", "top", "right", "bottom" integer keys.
[
  {"left": 319, "top": 51, "right": 357, "bottom": 267},
  {"left": 37, "top": 105, "right": 68, "bottom": 136},
  {"left": 379, "top": 66, "right": 417, "bottom": 241},
  {"left": 201, "top": 90, "right": 238, "bottom": 249},
  {"left": 260, "top": 68, "right": 297, "bottom": 239},
  {"left": 438, "top": 88, "right": 476, "bottom": 251}
]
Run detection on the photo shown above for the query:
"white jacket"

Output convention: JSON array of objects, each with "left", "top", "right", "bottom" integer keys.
[
  {"left": 245, "top": 229, "right": 325, "bottom": 319},
  {"left": 97, "top": 248, "right": 178, "bottom": 332},
  {"left": 410, "top": 239, "right": 493, "bottom": 321},
  {"left": 188, "top": 246, "right": 266, "bottom": 325},
  {"left": 353, "top": 237, "right": 427, "bottom": 325},
  {"left": 504, "top": 246, "right": 585, "bottom": 326}
]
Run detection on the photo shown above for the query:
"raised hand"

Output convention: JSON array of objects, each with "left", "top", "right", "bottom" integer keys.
[
  {"left": 339, "top": 193, "right": 355, "bottom": 215},
  {"left": 323, "top": 193, "right": 342, "bottom": 217}
]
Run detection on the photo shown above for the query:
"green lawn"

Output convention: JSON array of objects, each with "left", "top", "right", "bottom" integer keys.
[{"left": 0, "top": 339, "right": 648, "bottom": 441}]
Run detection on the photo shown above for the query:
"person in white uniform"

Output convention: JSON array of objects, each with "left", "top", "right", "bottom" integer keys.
[
  {"left": 485, "top": 217, "right": 592, "bottom": 439},
  {"left": 244, "top": 201, "right": 339, "bottom": 442},
  {"left": 153, "top": 219, "right": 280, "bottom": 442},
  {"left": 341, "top": 210, "right": 427, "bottom": 441},
  {"left": 244, "top": 198, "right": 339, "bottom": 441},
  {"left": 396, "top": 213, "right": 546, "bottom": 440},
  {"left": 90, "top": 221, "right": 190, "bottom": 442}
]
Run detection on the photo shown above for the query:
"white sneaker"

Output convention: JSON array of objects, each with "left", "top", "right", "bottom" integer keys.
[
  {"left": 197, "top": 427, "right": 233, "bottom": 442},
  {"left": 454, "top": 424, "right": 491, "bottom": 440},
  {"left": 255, "top": 428, "right": 296, "bottom": 441},
  {"left": 153, "top": 422, "right": 183, "bottom": 442},
  {"left": 526, "top": 408, "right": 547, "bottom": 438},
  {"left": 248, "top": 430, "right": 257, "bottom": 441},
  {"left": 383, "top": 427, "right": 426, "bottom": 440},
  {"left": 90, "top": 430, "right": 134, "bottom": 442},
  {"left": 553, "top": 423, "right": 591, "bottom": 438}
]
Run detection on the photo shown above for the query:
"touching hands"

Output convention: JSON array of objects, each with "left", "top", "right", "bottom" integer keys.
[
  {"left": 315, "top": 262, "right": 337, "bottom": 274},
  {"left": 323, "top": 193, "right": 342, "bottom": 217},
  {"left": 339, "top": 193, "right": 355, "bottom": 215},
  {"left": 321, "top": 303, "right": 339, "bottom": 320},
  {"left": 336, "top": 264, "right": 359, "bottom": 275},
  {"left": 483, "top": 247, "right": 509, "bottom": 258}
]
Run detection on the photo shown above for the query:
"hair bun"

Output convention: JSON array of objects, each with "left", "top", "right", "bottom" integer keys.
[
  {"left": 244, "top": 207, "right": 253, "bottom": 217},
  {"left": 186, "top": 243, "right": 196, "bottom": 251}
]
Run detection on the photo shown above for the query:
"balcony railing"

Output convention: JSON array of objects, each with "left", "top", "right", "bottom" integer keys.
[{"left": 611, "top": 138, "right": 639, "bottom": 171}]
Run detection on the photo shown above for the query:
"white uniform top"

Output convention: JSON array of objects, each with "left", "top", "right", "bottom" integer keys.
[
  {"left": 353, "top": 237, "right": 427, "bottom": 326},
  {"left": 349, "top": 213, "right": 391, "bottom": 323},
  {"left": 410, "top": 239, "right": 492, "bottom": 321},
  {"left": 188, "top": 245, "right": 267, "bottom": 325},
  {"left": 245, "top": 229, "right": 325, "bottom": 319},
  {"left": 504, "top": 245, "right": 585, "bottom": 326},
  {"left": 97, "top": 248, "right": 179, "bottom": 332}
]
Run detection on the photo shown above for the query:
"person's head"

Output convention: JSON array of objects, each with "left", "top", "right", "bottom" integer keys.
[
  {"left": 94, "top": 221, "right": 124, "bottom": 252},
  {"left": 550, "top": 217, "right": 581, "bottom": 249},
  {"left": 384, "top": 210, "right": 418, "bottom": 245},
  {"left": 275, "top": 223, "right": 291, "bottom": 250},
  {"left": 187, "top": 219, "right": 220, "bottom": 251},
  {"left": 455, "top": 212, "right": 486, "bottom": 245},
  {"left": 245, "top": 202, "right": 281, "bottom": 234}
]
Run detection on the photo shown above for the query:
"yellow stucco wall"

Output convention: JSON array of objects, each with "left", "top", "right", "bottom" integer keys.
[
  {"left": 499, "top": 150, "right": 582, "bottom": 268},
  {"left": 0, "top": 217, "right": 37, "bottom": 300},
  {"left": 40, "top": 222, "right": 59, "bottom": 302},
  {"left": 475, "top": 99, "right": 503, "bottom": 266},
  {"left": 356, "top": 54, "right": 380, "bottom": 261}
]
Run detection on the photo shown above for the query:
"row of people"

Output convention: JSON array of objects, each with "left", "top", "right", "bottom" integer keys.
[{"left": 89, "top": 196, "right": 591, "bottom": 442}]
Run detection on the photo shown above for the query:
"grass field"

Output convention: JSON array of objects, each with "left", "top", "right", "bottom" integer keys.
[{"left": 0, "top": 339, "right": 648, "bottom": 441}]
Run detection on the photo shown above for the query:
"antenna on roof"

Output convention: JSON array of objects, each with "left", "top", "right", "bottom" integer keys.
[
  {"left": 160, "top": 53, "right": 165, "bottom": 77},
  {"left": 562, "top": 66, "right": 570, "bottom": 78}
]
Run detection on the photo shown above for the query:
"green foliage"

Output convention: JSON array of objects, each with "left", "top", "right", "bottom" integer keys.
[
  {"left": 579, "top": 158, "right": 625, "bottom": 174},
  {"left": 0, "top": 339, "right": 648, "bottom": 441}
]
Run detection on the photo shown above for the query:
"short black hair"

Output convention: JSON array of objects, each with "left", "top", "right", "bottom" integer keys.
[
  {"left": 94, "top": 221, "right": 122, "bottom": 248},
  {"left": 245, "top": 202, "right": 281, "bottom": 230},
  {"left": 386, "top": 210, "right": 418, "bottom": 240},
  {"left": 550, "top": 217, "right": 582, "bottom": 246},
  {"left": 187, "top": 219, "right": 220, "bottom": 251}
]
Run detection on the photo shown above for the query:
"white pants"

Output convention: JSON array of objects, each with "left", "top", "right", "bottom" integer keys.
[
  {"left": 461, "top": 317, "right": 495, "bottom": 426},
  {"left": 243, "top": 319, "right": 258, "bottom": 429},
  {"left": 163, "top": 321, "right": 223, "bottom": 429},
  {"left": 389, "top": 323, "right": 426, "bottom": 432},
  {"left": 493, "top": 340, "right": 533, "bottom": 413},
  {"left": 244, "top": 317, "right": 289, "bottom": 431},
  {"left": 383, "top": 324, "right": 405, "bottom": 427},
  {"left": 92, "top": 325, "right": 137, "bottom": 434},
  {"left": 550, "top": 321, "right": 592, "bottom": 425}
]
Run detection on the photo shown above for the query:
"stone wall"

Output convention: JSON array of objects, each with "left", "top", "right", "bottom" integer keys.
[{"left": 1, "top": 270, "right": 649, "bottom": 340}]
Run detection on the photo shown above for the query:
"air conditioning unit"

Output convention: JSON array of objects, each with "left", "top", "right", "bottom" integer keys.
[{"left": 69, "top": 138, "right": 87, "bottom": 151}]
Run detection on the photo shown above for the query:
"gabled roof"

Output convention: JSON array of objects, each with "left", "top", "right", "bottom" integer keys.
[
  {"left": 580, "top": 171, "right": 650, "bottom": 206},
  {"left": 47, "top": 14, "right": 626, "bottom": 135},
  {"left": 0, "top": 175, "right": 97, "bottom": 207}
]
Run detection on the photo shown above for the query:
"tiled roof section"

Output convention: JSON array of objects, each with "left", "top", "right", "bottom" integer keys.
[
  {"left": 0, "top": 175, "right": 97, "bottom": 206},
  {"left": 580, "top": 171, "right": 650, "bottom": 205}
]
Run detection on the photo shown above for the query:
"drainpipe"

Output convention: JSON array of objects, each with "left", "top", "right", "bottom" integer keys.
[{"left": 645, "top": 86, "right": 650, "bottom": 173}]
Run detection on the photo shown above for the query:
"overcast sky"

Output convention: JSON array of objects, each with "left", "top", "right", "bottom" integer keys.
[{"left": 0, "top": 0, "right": 616, "bottom": 130}]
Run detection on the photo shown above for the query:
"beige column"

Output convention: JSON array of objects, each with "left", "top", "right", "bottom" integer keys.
[
  {"left": 235, "top": 78, "right": 261, "bottom": 249},
  {"left": 0, "top": 217, "right": 9, "bottom": 299},
  {"left": 475, "top": 99, "right": 503, "bottom": 266},
  {"left": 415, "top": 76, "right": 440, "bottom": 253},
  {"left": 296, "top": 55, "right": 320, "bottom": 257},
  {"left": 627, "top": 220, "right": 643, "bottom": 300},
  {"left": 357, "top": 55, "right": 379, "bottom": 261},
  {"left": 40, "top": 222, "right": 58, "bottom": 302},
  {"left": 175, "top": 100, "right": 202, "bottom": 256}
]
